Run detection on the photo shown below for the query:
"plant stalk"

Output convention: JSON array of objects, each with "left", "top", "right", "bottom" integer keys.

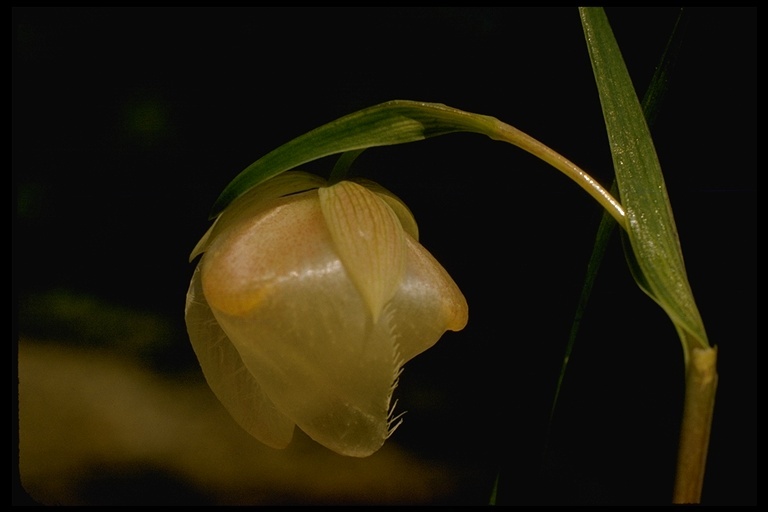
[
  {"left": 491, "top": 121, "right": 627, "bottom": 231},
  {"left": 673, "top": 344, "right": 718, "bottom": 504}
]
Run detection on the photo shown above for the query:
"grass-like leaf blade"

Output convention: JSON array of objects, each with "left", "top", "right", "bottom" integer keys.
[
  {"left": 210, "top": 101, "right": 495, "bottom": 218},
  {"left": 579, "top": 7, "right": 709, "bottom": 352}
]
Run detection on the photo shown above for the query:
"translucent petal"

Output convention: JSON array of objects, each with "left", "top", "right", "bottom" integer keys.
[
  {"left": 318, "top": 181, "right": 406, "bottom": 323},
  {"left": 190, "top": 171, "right": 326, "bottom": 261},
  {"left": 184, "top": 265, "right": 295, "bottom": 448},
  {"left": 201, "top": 194, "right": 398, "bottom": 457},
  {"left": 390, "top": 235, "right": 469, "bottom": 364},
  {"left": 353, "top": 178, "right": 419, "bottom": 241}
]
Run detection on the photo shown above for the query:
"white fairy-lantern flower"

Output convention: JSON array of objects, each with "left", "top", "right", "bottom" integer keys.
[{"left": 185, "top": 171, "right": 468, "bottom": 457}]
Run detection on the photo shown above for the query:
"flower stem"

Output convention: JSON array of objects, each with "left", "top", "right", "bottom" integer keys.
[
  {"left": 489, "top": 120, "right": 628, "bottom": 231},
  {"left": 329, "top": 149, "right": 365, "bottom": 184},
  {"left": 673, "top": 343, "right": 718, "bottom": 504}
]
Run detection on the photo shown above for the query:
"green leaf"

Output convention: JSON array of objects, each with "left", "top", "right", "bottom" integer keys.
[
  {"left": 210, "top": 100, "right": 627, "bottom": 231},
  {"left": 554, "top": 9, "right": 689, "bottom": 415},
  {"left": 579, "top": 7, "right": 709, "bottom": 352},
  {"left": 210, "top": 101, "right": 496, "bottom": 218}
]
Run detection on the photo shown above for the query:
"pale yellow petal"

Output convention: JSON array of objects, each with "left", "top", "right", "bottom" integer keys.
[
  {"left": 318, "top": 181, "right": 406, "bottom": 323},
  {"left": 353, "top": 178, "right": 419, "bottom": 241},
  {"left": 201, "top": 195, "right": 398, "bottom": 457},
  {"left": 190, "top": 171, "right": 326, "bottom": 261},
  {"left": 389, "top": 235, "right": 469, "bottom": 364},
  {"left": 185, "top": 265, "right": 295, "bottom": 448},
  {"left": 189, "top": 218, "right": 219, "bottom": 263},
  {"left": 200, "top": 190, "right": 320, "bottom": 317}
]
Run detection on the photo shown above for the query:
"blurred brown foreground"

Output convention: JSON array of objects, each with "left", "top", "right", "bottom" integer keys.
[{"left": 17, "top": 335, "right": 472, "bottom": 505}]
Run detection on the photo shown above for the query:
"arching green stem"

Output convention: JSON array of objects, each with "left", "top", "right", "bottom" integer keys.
[
  {"left": 489, "top": 119, "right": 627, "bottom": 230},
  {"left": 328, "top": 149, "right": 365, "bottom": 185},
  {"left": 209, "top": 100, "right": 627, "bottom": 233}
]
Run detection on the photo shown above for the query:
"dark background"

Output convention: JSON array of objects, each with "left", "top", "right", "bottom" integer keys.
[{"left": 13, "top": 7, "right": 755, "bottom": 505}]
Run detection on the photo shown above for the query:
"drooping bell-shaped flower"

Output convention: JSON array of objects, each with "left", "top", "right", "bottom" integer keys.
[{"left": 185, "top": 171, "right": 468, "bottom": 457}]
